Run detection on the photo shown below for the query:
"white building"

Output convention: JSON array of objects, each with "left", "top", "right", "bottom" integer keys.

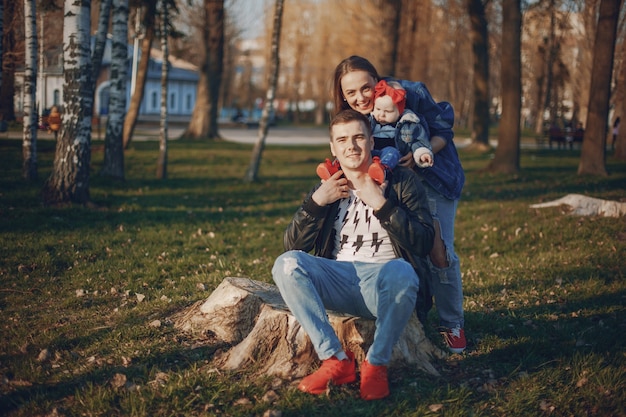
[{"left": 15, "top": 36, "right": 199, "bottom": 120}]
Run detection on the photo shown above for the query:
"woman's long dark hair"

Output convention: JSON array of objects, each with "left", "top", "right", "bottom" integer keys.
[{"left": 331, "top": 56, "right": 380, "bottom": 116}]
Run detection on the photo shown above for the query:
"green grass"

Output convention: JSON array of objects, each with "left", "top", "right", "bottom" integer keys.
[{"left": 1, "top": 136, "right": 625, "bottom": 416}]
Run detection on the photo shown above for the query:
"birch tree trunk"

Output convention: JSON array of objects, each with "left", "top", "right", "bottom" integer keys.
[
  {"left": 578, "top": 0, "right": 622, "bottom": 176},
  {"left": 183, "top": 0, "right": 224, "bottom": 140},
  {"left": 489, "top": 0, "right": 521, "bottom": 174},
  {"left": 91, "top": 0, "right": 112, "bottom": 100},
  {"left": 123, "top": 2, "right": 156, "bottom": 149},
  {"left": 156, "top": 0, "right": 169, "bottom": 180},
  {"left": 42, "top": 0, "right": 93, "bottom": 206},
  {"left": 101, "top": 0, "right": 128, "bottom": 179},
  {"left": 244, "top": 0, "right": 284, "bottom": 183},
  {"left": 22, "top": 0, "right": 38, "bottom": 181},
  {"left": 615, "top": 40, "right": 626, "bottom": 161}
]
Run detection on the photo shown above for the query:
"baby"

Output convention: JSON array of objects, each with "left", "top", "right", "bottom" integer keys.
[{"left": 317, "top": 80, "right": 433, "bottom": 184}]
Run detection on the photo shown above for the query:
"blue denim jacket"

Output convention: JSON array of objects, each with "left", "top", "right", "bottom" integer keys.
[{"left": 390, "top": 79, "right": 466, "bottom": 201}]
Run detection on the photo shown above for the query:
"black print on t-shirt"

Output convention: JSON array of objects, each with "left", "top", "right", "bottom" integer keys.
[{"left": 337, "top": 198, "right": 386, "bottom": 255}]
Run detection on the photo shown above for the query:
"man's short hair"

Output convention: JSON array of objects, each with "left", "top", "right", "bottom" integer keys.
[{"left": 329, "top": 109, "right": 372, "bottom": 138}]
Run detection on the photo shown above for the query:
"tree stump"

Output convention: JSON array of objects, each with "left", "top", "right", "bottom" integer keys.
[
  {"left": 530, "top": 194, "right": 626, "bottom": 217},
  {"left": 172, "top": 277, "right": 445, "bottom": 379}
]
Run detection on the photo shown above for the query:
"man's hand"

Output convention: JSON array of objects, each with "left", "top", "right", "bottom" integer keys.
[
  {"left": 356, "top": 176, "right": 387, "bottom": 211},
  {"left": 311, "top": 171, "right": 350, "bottom": 206}
]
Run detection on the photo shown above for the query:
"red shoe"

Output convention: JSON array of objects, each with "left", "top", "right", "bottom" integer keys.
[
  {"left": 316, "top": 158, "right": 341, "bottom": 181},
  {"left": 360, "top": 360, "right": 389, "bottom": 400},
  {"left": 368, "top": 156, "right": 391, "bottom": 185},
  {"left": 298, "top": 351, "right": 356, "bottom": 395},
  {"left": 441, "top": 326, "right": 466, "bottom": 354}
]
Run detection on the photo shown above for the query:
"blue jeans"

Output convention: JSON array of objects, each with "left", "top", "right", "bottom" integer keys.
[
  {"left": 372, "top": 146, "right": 401, "bottom": 169},
  {"left": 272, "top": 251, "right": 419, "bottom": 366},
  {"left": 423, "top": 182, "right": 464, "bottom": 329}
]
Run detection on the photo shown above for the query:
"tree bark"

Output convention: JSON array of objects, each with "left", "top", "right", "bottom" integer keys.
[
  {"left": 578, "top": 0, "right": 622, "bottom": 176},
  {"left": 385, "top": 0, "right": 402, "bottom": 78},
  {"left": 613, "top": 29, "right": 626, "bottom": 160},
  {"left": 42, "top": 0, "right": 92, "bottom": 206},
  {"left": 0, "top": 1, "right": 4, "bottom": 98},
  {"left": 22, "top": 0, "right": 38, "bottom": 181},
  {"left": 182, "top": 0, "right": 224, "bottom": 140},
  {"left": 466, "top": 0, "right": 490, "bottom": 149},
  {"left": 100, "top": 0, "right": 128, "bottom": 179},
  {"left": 172, "top": 277, "right": 444, "bottom": 379},
  {"left": 156, "top": 0, "right": 169, "bottom": 180},
  {"left": 244, "top": 0, "right": 283, "bottom": 182},
  {"left": 0, "top": 0, "right": 17, "bottom": 122},
  {"left": 91, "top": 0, "right": 111, "bottom": 96},
  {"left": 123, "top": 2, "right": 157, "bottom": 149},
  {"left": 489, "top": 0, "right": 521, "bottom": 174}
]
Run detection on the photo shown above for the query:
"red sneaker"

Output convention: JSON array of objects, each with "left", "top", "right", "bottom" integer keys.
[
  {"left": 368, "top": 156, "right": 391, "bottom": 185},
  {"left": 359, "top": 360, "right": 389, "bottom": 400},
  {"left": 441, "top": 326, "right": 466, "bottom": 354},
  {"left": 316, "top": 158, "right": 341, "bottom": 181},
  {"left": 298, "top": 351, "right": 356, "bottom": 395}
]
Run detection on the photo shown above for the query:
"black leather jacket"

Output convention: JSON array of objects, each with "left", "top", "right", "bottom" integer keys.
[{"left": 283, "top": 166, "right": 435, "bottom": 309}]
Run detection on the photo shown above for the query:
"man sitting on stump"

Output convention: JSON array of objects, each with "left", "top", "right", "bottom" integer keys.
[{"left": 272, "top": 109, "right": 434, "bottom": 400}]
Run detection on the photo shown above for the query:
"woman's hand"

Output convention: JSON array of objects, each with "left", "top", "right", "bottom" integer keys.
[{"left": 311, "top": 171, "right": 350, "bottom": 206}]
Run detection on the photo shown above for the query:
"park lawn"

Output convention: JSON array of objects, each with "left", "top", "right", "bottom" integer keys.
[{"left": 0, "top": 136, "right": 625, "bottom": 417}]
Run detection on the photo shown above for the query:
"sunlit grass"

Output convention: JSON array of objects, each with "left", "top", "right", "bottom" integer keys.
[{"left": 1, "top": 136, "right": 625, "bottom": 416}]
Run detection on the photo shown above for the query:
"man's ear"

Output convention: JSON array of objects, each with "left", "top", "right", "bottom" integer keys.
[{"left": 329, "top": 141, "right": 336, "bottom": 157}]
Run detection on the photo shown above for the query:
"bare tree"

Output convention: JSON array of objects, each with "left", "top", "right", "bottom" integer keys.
[
  {"left": 183, "top": 0, "right": 224, "bottom": 140},
  {"left": 0, "top": 1, "right": 3, "bottom": 100},
  {"left": 42, "top": 0, "right": 93, "bottom": 206},
  {"left": 100, "top": 0, "right": 128, "bottom": 179},
  {"left": 0, "top": 0, "right": 18, "bottom": 122},
  {"left": 92, "top": 0, "right": 112, "bottom": 92},
  {"left": 244, "top": 0, "right": 284, "bottom": 183},
  {"left": 467, "top": 0, "right": 490, "bottom": 150},
  {"left": 22, "top": 0, "right": 37, "bottom": 181},
  {"left": 123, "top": 1, "right": 157, "bottom": 149},
  {"left": 578, "top": 0, "right": 622, "bottom": 176},
  {"left": 489, "top": 0, "right": 521, "bottom": 174},
  {"left": 614, "top": 40, "right": 626, "bottom": 160},
  {"left": 156, "top": 0, "right": 169, "bottom": 179},
  {"left": 384, "top": 0, "right": 402, "bottom": 77}
]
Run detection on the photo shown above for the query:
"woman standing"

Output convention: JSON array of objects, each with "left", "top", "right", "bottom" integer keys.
[{"left": 332, "top": 56, "right": 466, "bottom": 353}]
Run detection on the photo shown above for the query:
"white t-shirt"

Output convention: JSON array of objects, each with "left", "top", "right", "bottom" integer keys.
[{"left": 332, "top": 190, "right": 396, "bottom": 263}]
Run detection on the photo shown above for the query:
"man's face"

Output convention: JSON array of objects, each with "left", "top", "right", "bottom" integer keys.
[
  {"left": 330, "top": 120, "right": 374, "bottom": 172},
  {"left": 372, "top": 95, "right": 400, "bottom": 125}
]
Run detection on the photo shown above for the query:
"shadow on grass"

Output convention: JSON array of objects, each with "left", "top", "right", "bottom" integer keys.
[{"left": 0, "top": 300, "right": 229, "bottom": 414}]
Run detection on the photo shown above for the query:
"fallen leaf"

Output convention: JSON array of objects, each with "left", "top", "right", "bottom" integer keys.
[
  {"left": 234, "top": 397, "right": 251, "bottom": 406},
  {"left": 111, "top": 373, "right": 127, "bottom": 389},
  {"left": 262, "top": 389, "right": 279, "bottom": 403},
  {"left": 428, "top": 403, "right": 444, "bottom": 412},
  {"left": 37, "top": 349, "right": 51, "bottom": 362}
]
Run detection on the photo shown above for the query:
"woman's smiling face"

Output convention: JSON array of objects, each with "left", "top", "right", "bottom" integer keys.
[{"left": 340, "top": 70, "right": 378, "bottom": 115}]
